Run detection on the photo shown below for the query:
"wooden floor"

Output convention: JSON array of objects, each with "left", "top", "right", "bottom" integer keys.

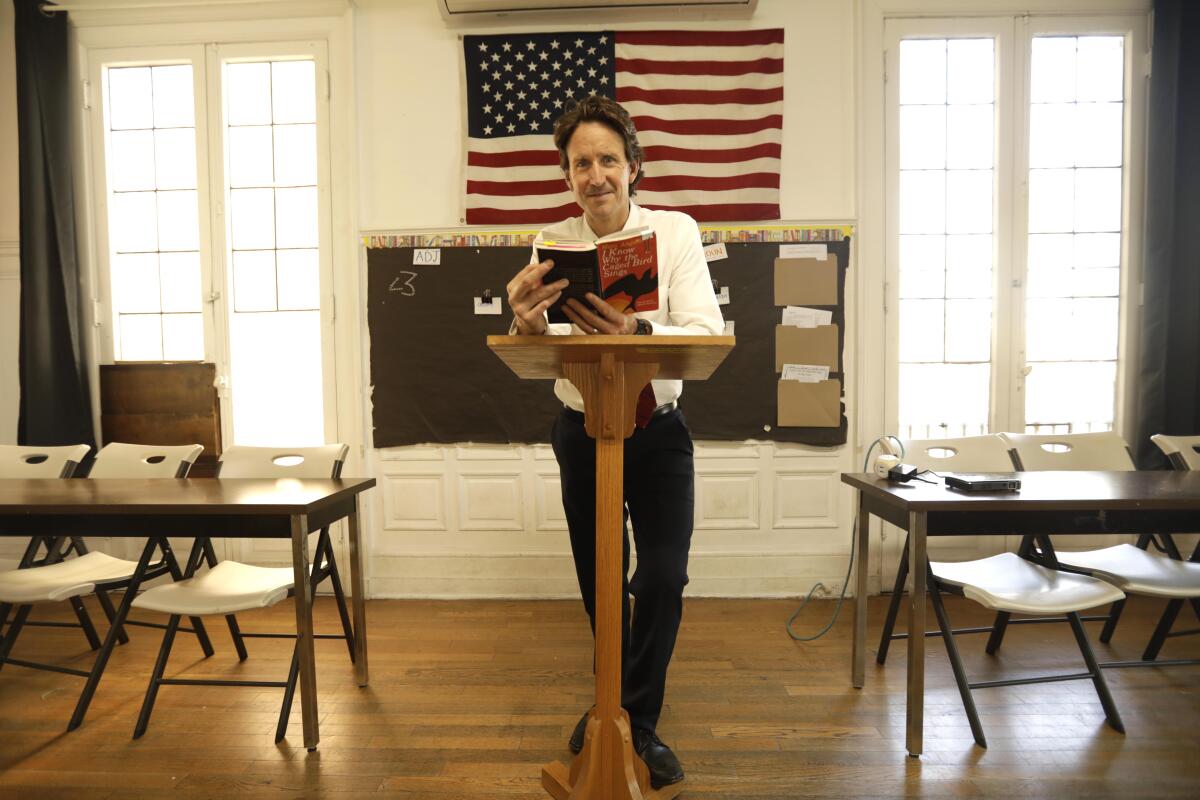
[{"left": 0, "top": 595, "right": 1198, "bottom": 799}]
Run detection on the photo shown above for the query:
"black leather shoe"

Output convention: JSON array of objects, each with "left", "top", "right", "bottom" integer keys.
[
  {"left": 633, "top": 728, "right": 684, "bottom": 789},
  {"left": 568, "top": 710, "right": 589, "bottom": 754}
]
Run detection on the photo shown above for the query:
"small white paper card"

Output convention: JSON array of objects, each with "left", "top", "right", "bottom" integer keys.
[
  {"left": 473, "top": 296, "right": 502, "bottom": 315},
  {"left": 716, "top": 286, "right": 731, "bottom": 305},
  {"left": 704, "top": 242, "right": 728, "bottom": 262},
  {"left": 779, "top": 243, "right": 828, "bottom": 260},
  {"left": 413, "top": 248, "right": 441, "bottom": 265},
  {"left": 782, "top": 305, "right": 832, "bottom": 327},
  {"left": 781, "top": 364, "right": 830, "bottom": 383},
  {"left": 722, "top": 320, "right": 735, "bottom": 336}
]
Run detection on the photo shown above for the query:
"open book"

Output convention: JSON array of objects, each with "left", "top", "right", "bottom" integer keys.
[{"left": 535, "top": 226, "right": 659, "bottom": 325}]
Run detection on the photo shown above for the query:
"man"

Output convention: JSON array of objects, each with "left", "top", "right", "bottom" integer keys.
[{"left": 506, "top": 95, "right": 723, "bottom": 789}]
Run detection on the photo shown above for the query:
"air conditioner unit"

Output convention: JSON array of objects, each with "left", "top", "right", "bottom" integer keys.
[{"left": 440, "top": 0, "right": 758, "bottom": 21}]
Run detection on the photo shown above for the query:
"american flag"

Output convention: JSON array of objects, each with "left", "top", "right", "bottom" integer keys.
[{"left": 463, "top": 29, "right": 783, "bottom": 225}]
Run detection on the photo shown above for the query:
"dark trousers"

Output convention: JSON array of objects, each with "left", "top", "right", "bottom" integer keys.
[{"left": 551, "top": 406, "right": 695, "bottom": 734}]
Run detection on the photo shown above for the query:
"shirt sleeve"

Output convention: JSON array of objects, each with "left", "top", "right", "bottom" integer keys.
[{"left": 651, "top": 214, "right": 725, "bottom": 336}]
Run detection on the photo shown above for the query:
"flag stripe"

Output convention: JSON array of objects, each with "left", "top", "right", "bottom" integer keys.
[
  {"left": 468, "top": 178, "right": 567, "bottom": 195},
  {"left": 621, "top": 99, "right": 783, "bottom": 121},
  {"left": 468, "top": 148, "right": 560, "bottom": 168},
  {"left": 619, "top": 72, "right": 782, "bottom": 91},
  {"left": 637, "top": 129, "right": 783, "bottom": 149},
  {"left": 643, "top": 142, "right": 781, "bottom": 163},
  {"left": 616, "top": 57, "right": 783, "bottom": 76},
  {"left": 468, "top": 192, "right": 575, "bottom": 211},
  {"left": 616, "top": 86, "right": 783, "bottom": 105},
  {"left": 468, "top": 203, "right": 582, "bottom": 225},
  {"left": 639, "top": 202, "right": 781, "bottom": 222},
  {"left": 467, "top": 157, "right": 780, "bottom": 182},
  {"left": 617, "top": 29, "right": 785, "bottom": 47},
  {"left": 641, "top": 172, "right": 780, "bottom": 192},
  {"left": 636, "top": 187, "right": 780, "bottom": 207},
  {"left": 632, "top": 114, "right": 783, "bottom": 135},
  {"left": 614, "top": 43, "right": 783, "bottom": 62}
]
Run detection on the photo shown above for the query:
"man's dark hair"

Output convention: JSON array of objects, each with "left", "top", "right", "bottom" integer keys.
[{"left": 552, "top": 95, "right": 646, "bottom": 193}]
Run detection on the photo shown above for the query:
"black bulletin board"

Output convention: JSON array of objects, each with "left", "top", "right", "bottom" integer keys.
[{"left": 366, "top": 238, "right": 850, "bottom": 447}]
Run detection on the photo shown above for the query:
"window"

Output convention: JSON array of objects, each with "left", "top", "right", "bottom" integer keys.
[
  {"left": 91, "top": 43, "right": 333, "bottom": 448},
  {"left": 885, "top": 16, "right": 1145, "bottom": 439}
]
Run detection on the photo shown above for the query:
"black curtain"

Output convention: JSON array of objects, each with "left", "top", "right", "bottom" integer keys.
[
  {"left": 14, "top": 0, "right": 96, "bottom": 449},
  {"left": 1133, "top": 1, "right": 1200, "bottom": 469}
]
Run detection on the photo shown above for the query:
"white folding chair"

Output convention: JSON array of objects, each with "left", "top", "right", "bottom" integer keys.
[
  {"left": 875, "top": 435, "right": 1125, "bottom": 746},
  {"left": 1152, "top": 433, "right": 1200, "bottom": 471},
  {"left": 0, "top": 442, "right": 204, "bottom": 731},
  {"left": 131, "top": 444, "right": 353, "bottom": 742},
  {"left": 1001, "top": 431, "right": 1200, "bottom": 665},
  {"left": 0, "top": 445, "right": 92, "bottom": 635}
]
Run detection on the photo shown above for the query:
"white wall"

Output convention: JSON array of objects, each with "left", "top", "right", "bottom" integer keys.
[
  {"left": 354, "top": 0, "right": 862, "bottom": 598},
  {"left": 0, "top": 1, "right": 20, "bottom": 444}
]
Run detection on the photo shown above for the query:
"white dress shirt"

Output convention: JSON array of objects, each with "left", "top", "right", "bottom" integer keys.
[{"left": 525, "top": 203, "right": 725, "bottom": 412}]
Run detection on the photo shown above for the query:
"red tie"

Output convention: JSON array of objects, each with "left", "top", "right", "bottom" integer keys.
[{"left": 635, "top": 383, "right": 656, "bottom": 428}]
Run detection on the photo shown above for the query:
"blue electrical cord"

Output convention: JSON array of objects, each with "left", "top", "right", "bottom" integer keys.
[{"left": 786, "top": 436, "right": 904, "bottom": 641}]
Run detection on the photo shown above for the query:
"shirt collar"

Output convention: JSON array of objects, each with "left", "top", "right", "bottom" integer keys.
[{"left": 580, "top": 202, "right": 642, "bottom": 241}]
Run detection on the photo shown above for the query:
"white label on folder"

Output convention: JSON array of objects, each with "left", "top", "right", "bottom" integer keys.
[
  {"left": 413, "top": 248, "right": 441, "bottom": 265},
  {"left": 723, "top": 320, "right": 735, "bottom": 336},
  {"left": 781, "top": 364, "right": 830, "bottom": 382},
  {"left": 779, "top": 243, "right": 828, "bottom": 260},
  {"left": 716, "top": 286, "right": 730, "bottom": 305},
  {"left": 782, "top": 306, "right": 833, "bottom": 327},
  {"left": 704, "top": 242, "right": 728, "bottom": 262},
  {"left": 473, "top": 296, "right": 502, "bottom": 315}
]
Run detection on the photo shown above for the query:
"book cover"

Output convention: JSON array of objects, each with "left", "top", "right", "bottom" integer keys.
[{"left": 536, "top": 227, "right": 659, "bottom": 325}]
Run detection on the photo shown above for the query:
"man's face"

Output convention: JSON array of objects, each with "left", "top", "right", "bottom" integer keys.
[{"left": 564, "top": 121, "right": 638, "bottom": 235}]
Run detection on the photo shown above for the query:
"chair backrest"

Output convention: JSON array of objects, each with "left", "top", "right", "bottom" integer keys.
[
  {"left": 900, "top": 435, "right": 1015, "bottom": 473},
  {"left": 999, "top": 431, "right": 1135, "bottom": 471},
  {"left": 1151, "top": 433, "right": 1200, "bottom": 471},
  {"left": 88, "top": 442, "right": 204, "bottom": 478},
  {"left": 216, "top": 444, "right": 349, "bottom": 479},
  {"left": 0, "top": 444, "right": 91, "bottom": 478}
]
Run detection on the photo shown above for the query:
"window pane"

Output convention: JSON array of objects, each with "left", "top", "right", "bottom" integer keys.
[
  {"left": 945, "top": 170, "right": 992, "bottom": 233},
  {"left": 157, "top": 190, "right": 199, "bottom": 251},
  {"left": 110, "top": 191, "right": 158, "bottom": 253},
  {"left": 154, "top": 128, "right": 197, "bottom": 190},
  {"left": 275, "top": 187, "right": 318, "bottom": 249},
  {"left": 229, "top": 310, "right": 324, "bottom": 446},
  {"left": 1026, "top": 298, "right": 1118, "bottom": 361},
  {"left": 899, "top": 40, "right": 945, "bottom": 105},
  {"left": 1029, "top": 103, "right": 1075, "bottom": 168},
  {"left": 271, "top": 60, "right": 317, "bottom": 124},
  {"left": 899, "top": 363, "right": 991, "bottom": 439},
  {"left": 159, "top": 252, "right": 202, "bottom": 313},
  {"left": 107, "top": 67, "right": 153, "bottom": 129},
  {"left": 899, "top": 105, "right": 945, "bottom": 169},
  {"left": 1025, "top": 361, "right": 1115, "bottom": 432},
  {"left": 899, "top": 235, "right": 944, "bottom": 298},
  {"left": 1031, "top": 37, "right": 1077, "bottom": 103},
  {"left": 1074, "top": 233, "right": 1120, "bottom": 268},
  {"left": 1074, "top": 103, "right": 1123, "bottom": 167},
  {"left": 898, "top": 299, "right": 944, "bottom": 362},
  {"left": 1076, "top": 37, "right": 1124, "bottom": 102},
  {"left": 232, "top": 250, "right": 278, "bottom": 313},
  {"left": 946, "top": 234, "right": 992, "bottom": 298},
  {"left": 1028, "top": 233, "right": 1073, "bottom": 272},
  {"left": 119, "top": 314, "right": 163, "bottom": 360},
  {"left": 276, "top": 249, "right": 320, "bottom": 310},
  {"left": 945, "top": 105, "right": 992, "bottom": 169},
  {"left": 899, "top": 170, "right": 945, "bottom": 234},
  {"left": 226, "top": 62, "right": 272, "bottom": 125},
  {"left": 161, "top": 313, "right": 204, "bottom": 360},
  {"left": 945, "top": 299, "right": 991, "bottom": 361},
  {"left": 230, "top": 188, "right": 276, "bottom": 250},
  {"left": 228, "top": 126, "right": 275, "bottom": 188},
  {"left": 273, "top": 124, "right": 318, "bottom": 186},
  {"left": 1074, "top": 168, "right": 1121, "bottom": 232},
  {"left": 151, "top": 65, "right": 194, "bottom": 128},
  {"left": 946, "top": 39, "right": 993, "bottom": 104},
  {"left": 109, "top": 130, "right": 156, "bottom": 191},
  {"left": 111, "top": 253, "right": 160, "bottom": 313},
  {"left": 1028, "top": 168, "right": 1074, "bottom": 233}
]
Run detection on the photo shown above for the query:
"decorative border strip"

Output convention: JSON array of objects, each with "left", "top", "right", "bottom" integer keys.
[{"left": 362, "top": 224, "right": 853, "bottom": 249}]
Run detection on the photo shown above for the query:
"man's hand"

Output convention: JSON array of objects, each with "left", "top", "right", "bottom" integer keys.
[
  {"left": 507, "top": 260, "right": 568, "bottom": 335},
  {"left": 562, "top": 292, "right": 637, "bottom": 336}
]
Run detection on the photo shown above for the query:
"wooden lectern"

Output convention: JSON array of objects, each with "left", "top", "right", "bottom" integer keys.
[{"left": 488, "top": 334, "right": 734, "bottom": 800}]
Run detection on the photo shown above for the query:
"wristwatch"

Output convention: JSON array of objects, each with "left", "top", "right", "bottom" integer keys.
[{"left": 634, "top": 318, "right": 652, "bottom": 336}]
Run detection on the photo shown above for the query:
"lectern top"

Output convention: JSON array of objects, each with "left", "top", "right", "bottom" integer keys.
[{"left": 487, "top": 334, "right": 735, "bottom": 381}]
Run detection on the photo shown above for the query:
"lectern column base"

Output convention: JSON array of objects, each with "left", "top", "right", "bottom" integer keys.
[{"left": 540, "top": 711, "right": 684, "bottom": 800}]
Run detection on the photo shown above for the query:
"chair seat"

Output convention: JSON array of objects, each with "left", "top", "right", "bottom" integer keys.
[
  {"left": 0, "top": 552, "right": 142, "bottom": 604},
  {"left": 0, "top": 558, "right": 19, "bottom": 572},
  {"left": 1055, "top": 544, "right": 1200, "bottom": 598},
  {"left": 132, "top": 561, "right": 294, "bottom": 615},
  {"left": 932, "top": 552, "right": 1125, "bottom": 615}
]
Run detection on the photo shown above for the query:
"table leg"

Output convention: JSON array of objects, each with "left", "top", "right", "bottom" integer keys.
[
  {"left": 347, "top": 497, "right": 369, "bottom": 686},
  {"left": 852, "top": 490, "right": 869, "bottom": 688},
  {"left": 905, "top": 511, "right": 927, "bottom": 758},
  {"left": 291, "top": 514, "right": 319, "bottom": 750}
]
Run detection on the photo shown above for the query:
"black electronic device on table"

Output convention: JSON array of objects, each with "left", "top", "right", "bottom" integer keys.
[{"left": 944, "top": 473, "right": 1022, "bottom": 492}]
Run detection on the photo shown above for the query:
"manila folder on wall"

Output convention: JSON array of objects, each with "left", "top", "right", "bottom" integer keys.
[
  {"left": 777, "top": 379, "right": 841, "bottom": 427},
  {"left": 774, "top": 257, "right": 838, "bottom": 306}
]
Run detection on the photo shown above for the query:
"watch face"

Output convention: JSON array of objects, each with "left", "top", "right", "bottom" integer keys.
[{"left": 636, "top": 318, "right": 651, "bottom": 335}]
